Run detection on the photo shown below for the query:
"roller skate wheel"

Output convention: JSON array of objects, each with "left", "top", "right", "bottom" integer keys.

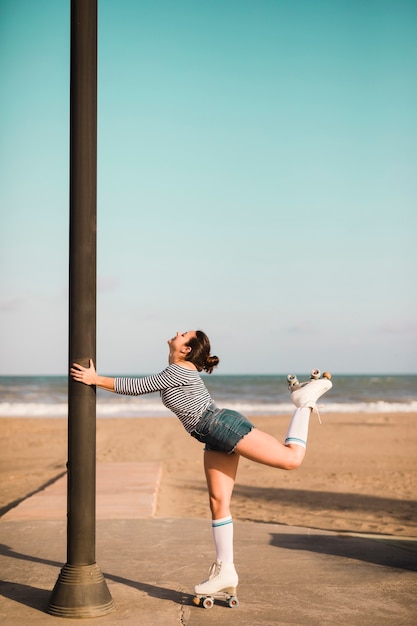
[
  {"left": 202, "top": 596, "right": 214, "bottom": 609},
  {"left": 310, "top": 369, "right": 321, "bottom": 379},
  {"left": 287, "top": 374, "right": 299, "bottom": 389},
  {"left": 228, "top": 596, "right": 239, "bottom": 608},
  {"left": 323, "top": 372, "right": 332, "bottom": 380}
]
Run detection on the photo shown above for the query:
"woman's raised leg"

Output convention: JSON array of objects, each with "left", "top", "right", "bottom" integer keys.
[
  {"left": 235, "top": 427, "right": 306, "bottom": 469},
  {"left": 236, "top": 372, "right": 333, "bottom": 469},
  {"left": 235, "top": 405, "right": 314, "bottom": 469}
]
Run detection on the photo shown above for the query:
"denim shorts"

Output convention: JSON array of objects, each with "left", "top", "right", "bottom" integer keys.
[{"left": 191, "top": 404, "right": 254, "bottom": 454}]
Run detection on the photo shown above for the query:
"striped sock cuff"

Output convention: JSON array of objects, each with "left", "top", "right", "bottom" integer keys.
[
  {"left": 212, "top": 515, "right": 233, "bottom": 528},
  {"left": 285, "top": 436, "right": 307, "bottom": 449}
]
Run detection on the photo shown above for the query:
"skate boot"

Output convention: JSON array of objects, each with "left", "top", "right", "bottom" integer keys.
[
  {"left": 193, "top": 561, "right": 239, "bottom": 609},
  {"left": 289, "top": 370, "right": 332, "bottom": 423}
]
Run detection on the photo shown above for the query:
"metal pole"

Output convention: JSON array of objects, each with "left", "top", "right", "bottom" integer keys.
[{"left": 48, "top": 0, "right": 114, "bottom": 617}]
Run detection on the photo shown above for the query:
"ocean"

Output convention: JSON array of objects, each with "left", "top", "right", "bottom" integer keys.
[{"left": 0, "top": 374, "right": 416, "bottom": 418}]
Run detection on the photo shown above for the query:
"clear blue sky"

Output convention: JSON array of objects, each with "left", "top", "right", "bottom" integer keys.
[{"left": 1, "top": 0, "right": 416, "bottom": 375}]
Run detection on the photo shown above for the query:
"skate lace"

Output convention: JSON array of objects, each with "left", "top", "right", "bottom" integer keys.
[
  {"left": 311, "top": 406, "right": 322, "bottom": 425},
  {"left": 201, "top": 562, "right": 221, "bottom": 584}
]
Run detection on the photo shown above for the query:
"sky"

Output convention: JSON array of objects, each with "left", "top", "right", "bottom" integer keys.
[{"left": 0, "top": 0, "right": 416, "bottom": 375}]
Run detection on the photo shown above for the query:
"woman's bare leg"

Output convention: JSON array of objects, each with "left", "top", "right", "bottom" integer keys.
[
  {"left": 202, "top": 450, "right": 240, "bottom": 568},
  {"left": 204, "top": 450, "right": 240, "bottom": 519},
  {"left": 235, "top": 428, "right": 306, "bottom": 469}
]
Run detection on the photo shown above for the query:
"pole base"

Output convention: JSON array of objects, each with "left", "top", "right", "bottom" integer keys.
[{"left": 48, "top": 562, "right": 115, "bottom": 618}]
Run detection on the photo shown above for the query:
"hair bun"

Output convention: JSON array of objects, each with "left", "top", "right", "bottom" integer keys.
[{"left": 204, "top": 354, "right": 219, "bottom": 374}]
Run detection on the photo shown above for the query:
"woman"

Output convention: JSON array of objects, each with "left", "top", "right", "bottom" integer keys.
[{"left": 70, "top": 329, "right": 332, "bottom": 601}]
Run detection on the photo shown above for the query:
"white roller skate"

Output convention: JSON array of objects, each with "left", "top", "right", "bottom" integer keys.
[
  {"left": 193, "top": 561, "right": 239, "bottom": 609},
  {"left": 287, "top": 370, "right": 333, "bottom": 423}
]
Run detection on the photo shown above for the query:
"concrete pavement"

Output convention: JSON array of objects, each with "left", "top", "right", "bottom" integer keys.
[{"left": 1, "top": 463, "right": 416, "bottom": 625}]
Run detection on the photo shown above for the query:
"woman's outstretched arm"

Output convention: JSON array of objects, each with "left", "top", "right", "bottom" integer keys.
[{"left": 70, "top": 359, "right": 115, "bottom": 392}]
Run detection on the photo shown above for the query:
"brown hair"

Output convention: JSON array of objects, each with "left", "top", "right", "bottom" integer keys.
[{"left": 185, "top": 330, "right": 220, "bottom": 374}]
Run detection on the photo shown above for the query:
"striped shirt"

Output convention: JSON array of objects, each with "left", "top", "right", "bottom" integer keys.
[{"left": 114, "top": 363, "right": 213, "bottom": 433}]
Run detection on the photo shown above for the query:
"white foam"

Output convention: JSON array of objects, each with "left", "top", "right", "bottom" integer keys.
[
  {"left": 1, "top": 400, "right": 416, "bottom": 418},
  {"left": 216, "top": 401, "right": 417, "bottom": 415},
  {"left": 320, "top": 401, "right": 417, "bottom": 414},
  {"left": 0, "top": 402, "right": 69, "bottom": 417}
]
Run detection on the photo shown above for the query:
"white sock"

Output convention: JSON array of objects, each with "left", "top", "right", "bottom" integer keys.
[
  {"left": 212, "top": 515, "right": 234, "bottom": 564},
  {"left": 285, "top": 407, "right": 311, "bottom": 448}
]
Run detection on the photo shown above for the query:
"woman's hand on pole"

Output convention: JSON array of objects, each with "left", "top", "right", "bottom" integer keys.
[
  {"left": 70, "top": 359, "right": 97, "bottom": 386},
  {"left": 70, "top": 359, "right": 115, "bottom": 391}
]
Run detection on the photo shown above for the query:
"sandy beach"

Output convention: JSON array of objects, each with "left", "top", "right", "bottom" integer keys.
[{"left": 1, "top": 413, "right": 416, "bottom": 537}]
